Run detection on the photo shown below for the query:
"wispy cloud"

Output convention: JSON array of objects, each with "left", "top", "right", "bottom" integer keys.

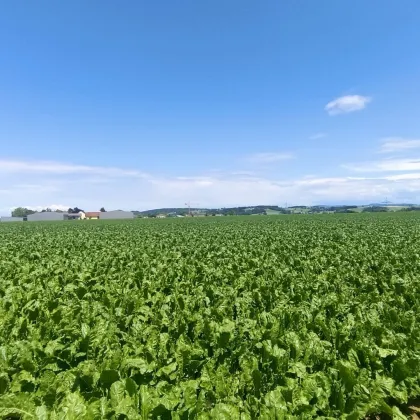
[
  {"left": 230, "top": 171, "right": 256, "bottom": 176},
  {"left": 3, "top": 170, "right": 420, "bottom": 211},
  {"left": 379, "top": 137, "right": 420, "bottom": 153},
  {"left": 309, "top": 133, "right": 327, "bottom": 140},
  {"left": 325, "top": 95, "right": 371, "bottom": 115},
  {"left": 384, "top": 172, "right": 420, "bottom": 181},
  {"left": 246, "top": 152, "right": 295, "bottom": 163},
  {"left": 2, "top": 157, "right": 420, "bottom": 214},
  {"left": 343, "top": 158, "right": 420, "bottom": 172},
  {"left": 149, "top": 172, "right": 420, "bottom": 206},
  {"left": 18, "top": 204, "right": 71, "bottom": 212},
  {"left": 0, "top": 159, "right": 149, "bottom": 178}
]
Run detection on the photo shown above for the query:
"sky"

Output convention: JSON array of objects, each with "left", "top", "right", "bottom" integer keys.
[{"left": 1, "top": 0, "right": 420, "bottom": 213}]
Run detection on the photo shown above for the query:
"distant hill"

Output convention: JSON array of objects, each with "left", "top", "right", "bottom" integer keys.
[
  {"left": 367, "top": 203, "right": 415, "bottom": 207},
  {"left": 134, "top": 205, "right": 290, "bottom": 217},
  {"left": 132, "top": 203, "right": 419, "bottom": 217}
]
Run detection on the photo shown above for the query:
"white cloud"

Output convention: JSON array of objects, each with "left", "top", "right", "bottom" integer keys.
[
  {"left": 343, "top": 158, "right": 420, "bottom": 172},
  {"left": 0, "top": 159, "right": 149, "bottom": 178},
  {"left": 379, "top": 137, "right": 420, "bottom": 153},
  {"left": 230, "top": 171, "right": 256, "bottom": 176},
  {"left": 148, "top": 173, "right": 420, "bottom": 206},
  {"left": 309, "top": 133, "right": 327, "bottom": 140},
  {"left": 246, "top": 152, "right": 295, "bottom": 163},
  {"left": 325, "top": 95, "right": 371, "bottom": 115},
  {"left": 1, "top": 157, "right": 420, "bottom": 214},
  {"left": 383, "top": 172, "right": 420, "bottom": 181},
  {"left": 21, "top": 204, "right": 71, "bottom": 212}
]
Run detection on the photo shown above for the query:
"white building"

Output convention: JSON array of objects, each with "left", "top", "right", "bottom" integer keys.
[
  {"left": 27, "top": 212, "right": 68, "bottom": 222},
  {"left": 0, "top": 216, "right": 24, "bottom": 222},
  {"left": 99, "top": 210, "right": 134, "bottom": 220}
]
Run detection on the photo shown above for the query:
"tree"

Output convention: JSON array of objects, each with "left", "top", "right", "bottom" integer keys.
[
  {"left": 11, "top": 207, "right": 35, "bottom": 217},
  {"left": 100, "top": 207, "right": 106, "bottom": 212},
  {"left": 68, "top": 207, "right": 84, "bottom": 214},
  {"left": 362, "top": 206, "right": 389, "bottom": 213}
]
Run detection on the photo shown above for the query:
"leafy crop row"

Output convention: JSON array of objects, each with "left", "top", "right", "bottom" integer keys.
[{"left": 0, "top": 214, "right": 419, "bottom": 419}]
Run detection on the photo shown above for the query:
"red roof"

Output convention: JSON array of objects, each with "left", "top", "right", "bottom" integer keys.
[{"left": 85, "top": 212, "right": 100, "bottom": 217}]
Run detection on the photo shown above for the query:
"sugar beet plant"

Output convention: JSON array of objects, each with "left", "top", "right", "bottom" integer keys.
[{"left": 0, "top": 214, "right": 419, "bottom": 419}]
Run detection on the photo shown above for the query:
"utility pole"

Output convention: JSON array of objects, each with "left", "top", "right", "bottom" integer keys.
[{"left": 185, "top": 202, "right": 199, "bottom": 216}]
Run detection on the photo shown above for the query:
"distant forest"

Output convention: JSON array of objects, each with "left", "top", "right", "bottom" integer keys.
[{"left": 133, "top": 204, "right": 418, "bottom": 217}]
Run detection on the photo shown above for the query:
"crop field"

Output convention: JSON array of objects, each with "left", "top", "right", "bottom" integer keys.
[{"left": 0, "top": 214, "right": 419, "bottom": 419}]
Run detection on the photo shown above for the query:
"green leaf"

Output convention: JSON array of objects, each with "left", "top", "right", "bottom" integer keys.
[
  {"left": 110, "top": 380, "right": 126, "bottom": 408},
  {"left": 337, "top": 360, "right": 357, "bottom": 392},
  {"left": 0, "top": 394, "right": 36, "bottom": 418},
  {"left": 288, "top": 361, "right": 307, "bottom": 378},
  {"left": 125, "top": 377, "right": 137, "bottom": 397},
  {"left": 100, "top": 369, "right": 120, "bottom": 387},
  {"left": 377, "top": 348, "right": 398, "bottom": 358},
  {"left": 0, "top": 373, "right": 10, "bottom": 394},
  {"left": 264, "top": 387, "right": 287, "bottom": 412},
  {"left": 85, "top": 397, "right": 109, "bottom": 419},
  {"left": 34, "top": 405, "right": 49, "bottom": 420},
  {"left": 122, "top": 358, "right": 153, "bottom": 374},
  {"left": 392, "top": 406, "right": 408, "bottom": 420},
  {"left": 210, "top": 403, "right": 241, "bottom": 419},
  {"left": 159, "top": 361, "right": 178, "bottom": 378},
  {"left": 57, "top": 392, "right": 87, "bottom": 418}
]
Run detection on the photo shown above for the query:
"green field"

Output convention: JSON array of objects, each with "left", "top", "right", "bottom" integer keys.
[{"left": 1, "top": 214, "right": 419, "bottom": 419}]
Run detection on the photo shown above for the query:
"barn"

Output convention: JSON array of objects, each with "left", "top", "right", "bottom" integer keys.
[
  {"left": 27, "top": 212, "right": 67, "bottom": 222},
  {"left": 99, "top": 210, "right": 134, "bottom": 220},
  {"left": 0, "top": 216, "right": 24, "bottom": 222},
  {"left": 67, "top": 212, "right": 85, "bottom": 220}
]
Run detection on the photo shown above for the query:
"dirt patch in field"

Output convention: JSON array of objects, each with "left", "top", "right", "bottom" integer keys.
[{"left": 367, "top": 399, "right": 420, "bottom": 419}]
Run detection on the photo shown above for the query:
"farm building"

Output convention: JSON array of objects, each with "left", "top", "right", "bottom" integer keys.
[
  {"left": 85, "top": 212, "right": 100, "bottom": 220},
  {"left": 27, "top": 212, "right": 68, "bottom": 222},
  {"left": 0, "top": 216, "right": 24, "bottom": 222},
  {"left": 67, "top": 212, "right": 85, "bottom": 220},
  {"left": 99, "top": 210, "right": 134, "bottom": 220}
]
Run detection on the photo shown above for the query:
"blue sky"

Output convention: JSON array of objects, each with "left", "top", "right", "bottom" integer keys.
[{"left": 1, "top": 0, "right": 420, "bottom": 212}]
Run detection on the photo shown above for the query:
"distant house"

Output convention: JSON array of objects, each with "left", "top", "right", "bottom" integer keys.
[
  {"left": 27, "top": 212, "right": 68, "bottom": 222},
  {"left": 99, "top": 210, "right": 134, "bottom": 220},
  {"left": 0, "top": 216, "right": 24, "bottom": 222},
  {"left": 85, "top": 212, "right": 100, "bottom": 220},
  {"left": 156, "top": 214, "right": 166, "bottom": 219}
]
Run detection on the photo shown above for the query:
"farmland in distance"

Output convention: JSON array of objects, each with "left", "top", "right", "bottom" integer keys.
[{"left": 0, "top": 214, "right": 419, "bottom": 419}]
